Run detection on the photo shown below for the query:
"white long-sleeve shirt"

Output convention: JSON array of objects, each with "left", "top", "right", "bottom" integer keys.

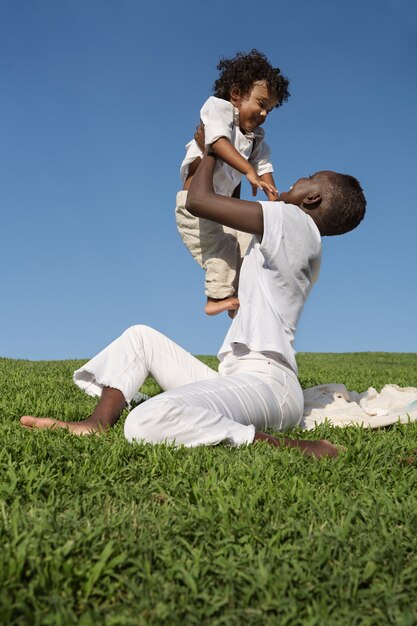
[{"left": 180, "top": 96, "right": 274, "bottom": 197}]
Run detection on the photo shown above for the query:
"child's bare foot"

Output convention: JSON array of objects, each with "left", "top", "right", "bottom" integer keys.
[
  {"left": 205, "top": 296, "right": 240, "bottom": 316},
  {"left": 254, "top": 431, "right": 344, "bottom": 458},
  {"left": 20, "top": 416, "right": 102, "bottom": 436}
]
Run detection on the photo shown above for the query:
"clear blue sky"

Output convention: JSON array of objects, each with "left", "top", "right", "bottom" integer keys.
[{"left": 1, "top": 0, "right": 416, "bottom": 360}]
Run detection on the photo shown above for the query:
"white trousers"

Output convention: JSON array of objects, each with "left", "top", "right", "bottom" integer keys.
[
  {"left": 73, "top": 325, "right": 304, "bottom": 447},
  {"left": 175, "top": 190, "right": 253, "bottom": 299}
]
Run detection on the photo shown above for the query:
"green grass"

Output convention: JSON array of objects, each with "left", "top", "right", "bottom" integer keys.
[{"left": 1, "top": 353, "right": 417, "bottom": 626}]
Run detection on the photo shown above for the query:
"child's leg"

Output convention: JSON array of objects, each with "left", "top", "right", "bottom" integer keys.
[
  {"left": 203, "top": 228, "right": 254, "bottom": 316},
  {"left": 205, "top": 296, "right": 240, "bottom": 316},
  {"left": 175, "top": 191, "right": 205, "bottom": 268},
  {"left": 175, "top": 191, "right": 241, "bottom": 315},
  {"left": 203, "top": 228, "right": 255, "bottom": 316}
]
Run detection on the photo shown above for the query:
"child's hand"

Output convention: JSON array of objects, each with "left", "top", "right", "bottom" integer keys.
[
  {"left": 246, "top": 168, "right": 278, "bottom": 198},
  {"left": 265, "top": 187, "right": 279, "bottom": 201},
  {"left": 246, "top": 167, "right": 264, "bottom": 196}
]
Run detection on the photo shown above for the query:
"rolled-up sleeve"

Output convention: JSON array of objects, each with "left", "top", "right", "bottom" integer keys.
[
  {"left": 259, "top": 201, "right": 284, "bottom": 263},
  {"left": 201, "top": 97, "right": 234, "bottom": 147}
]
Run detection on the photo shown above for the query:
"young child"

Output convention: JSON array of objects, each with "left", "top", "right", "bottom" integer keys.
[{"left": 176, "top": 49, "right": 290, "bottom": 316}]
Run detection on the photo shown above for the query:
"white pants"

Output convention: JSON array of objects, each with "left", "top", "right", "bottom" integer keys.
[
  {"left": 73, "top": 325, "right": 304, "bottom": 447},
  {"left": 175, "top": 190, "right": 253, "bottom": 299}
]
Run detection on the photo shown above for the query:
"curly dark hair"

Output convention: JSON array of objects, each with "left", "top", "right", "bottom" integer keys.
[
  {"left": 320, "top": 174, "right": 366, "bottom": 235},
  {"left": 213, "top": 49, "right": 290, "bottom": 108}
]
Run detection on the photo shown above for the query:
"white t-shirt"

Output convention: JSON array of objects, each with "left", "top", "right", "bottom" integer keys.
[
  {"left": 180, "top": 96, "right": 274, "bottom": 197},
  {"left": 218, "top": 201, "right": 322, "bottom": 374}
]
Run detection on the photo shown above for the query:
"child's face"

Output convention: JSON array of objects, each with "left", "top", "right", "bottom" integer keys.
[{"left": 232, "top": 80, "right": 278, "bottom": 133}]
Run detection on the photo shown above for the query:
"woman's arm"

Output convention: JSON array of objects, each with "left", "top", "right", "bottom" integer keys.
[{"left": 185, "top": 154, "right": 264, "bottom": 237}]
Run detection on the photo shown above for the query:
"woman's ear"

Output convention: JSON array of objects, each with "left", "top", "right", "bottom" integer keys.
[{"left": 302, "top": 192, "right": 322, "bottom": 209}]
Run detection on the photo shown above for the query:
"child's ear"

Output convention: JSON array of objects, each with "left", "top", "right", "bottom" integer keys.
[
  {"left": 302, "top": 193, "right": 322, "bottom": 209},
  {"left": 230, "top": 86, "right": 241, "bottom": 106}
]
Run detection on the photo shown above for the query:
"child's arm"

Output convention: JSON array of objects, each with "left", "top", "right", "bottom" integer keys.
[
  {"left": 186, "top": 154, "right": 264, "bottom": 237},
  {"left": 211, "top": 137, "right": 277, "bottom": 198},
  {"left": 249, "top": 133, "right": 278, "bottom": 201},
  {"left": 260, "top": 172, "right": 278, "bottom": 201}
]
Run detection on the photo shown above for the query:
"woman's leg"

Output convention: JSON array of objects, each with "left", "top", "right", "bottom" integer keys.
[
  {"left": 124, "top": 349, "right": 341, "bottom": 457},
  {"left": 20, "top": 387, "right": 127, "bottom": 434},
  {"left": 73, "top": 324, "right": 217, "bottom": 402},
  {"left": 124, "top": 371, "right": 272, "bottom": 446},
  {"left": 124, "top": 350, "right": 297, "bottom": 445},
  {"left": 21, "top": 325, "right": 217, "bottom": 434}
]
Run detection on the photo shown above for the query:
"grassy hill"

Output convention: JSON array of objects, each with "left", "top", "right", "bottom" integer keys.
[{"left": 1, "top": 353, "right": 417, "bottom": 625}]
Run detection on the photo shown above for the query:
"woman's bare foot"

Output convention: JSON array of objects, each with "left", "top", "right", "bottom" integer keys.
[
  {"left": 20, "top": 416, "right": 102, "bottom": 435},
  {"left": 20, "top": 387, "right": 126, "bottom": 436},
  {"left": 254, "top": 431, "right": 344, "bottom": 458},
  {"left": 205, "top": 296, "right": 240, "bottom": 316}
]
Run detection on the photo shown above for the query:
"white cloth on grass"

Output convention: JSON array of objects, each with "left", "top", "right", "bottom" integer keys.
[{"left": 302, "top": 384, "right": 417, "bottom": 430}]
